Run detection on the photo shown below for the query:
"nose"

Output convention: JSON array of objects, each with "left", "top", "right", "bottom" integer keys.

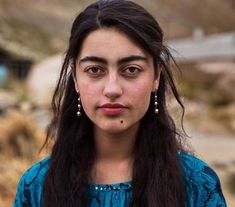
[{"left": 103, "top": 74, "right": 123, "bottom": 99}]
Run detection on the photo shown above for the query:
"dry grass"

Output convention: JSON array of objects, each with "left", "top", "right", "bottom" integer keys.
[
  {"left": 174, "top": 63, "right": 235, "bottom": 135},
  {"left": 0, "top": 155, "right": 33, "bottom": 206},
  {"left": 0, "top": 111, "right": 45, "bottom": 159},
  {"left": 0, "top": 111, "right": 50, "bottom": 206}
]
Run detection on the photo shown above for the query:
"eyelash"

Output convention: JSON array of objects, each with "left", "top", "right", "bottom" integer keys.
[
  {"left": 122, "top": 66, "right": 142, "bottom": 75},
  {"left": 85, "top": 66, "right": 104, "bottom": 75}
]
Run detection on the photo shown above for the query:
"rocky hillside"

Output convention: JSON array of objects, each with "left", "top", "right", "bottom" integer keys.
[{"left": 0, "top": 0, "right": 235, "bottom": 61}]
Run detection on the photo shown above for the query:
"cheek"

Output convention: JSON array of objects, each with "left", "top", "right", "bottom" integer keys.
[
  {"left": 78, "top": 82, "right": 98, "bottom": 107},
  {"left": 130, "top": 81, "right": 152, "bottom": 109}
]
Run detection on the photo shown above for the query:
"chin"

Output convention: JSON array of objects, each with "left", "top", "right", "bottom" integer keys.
[
  {"left": 97, "top": 121, "right": 129, "bottom": 134},
  {"left": 101, "top": 126, "right": 127, "bottom": 134}
]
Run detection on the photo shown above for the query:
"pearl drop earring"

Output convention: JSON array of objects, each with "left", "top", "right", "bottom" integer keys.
[
  {"left": 154, "top": 91, "right": 159, "bottom": 114},
  {"left": 77, "top": 92, "right": 82, "bottom": 117}
]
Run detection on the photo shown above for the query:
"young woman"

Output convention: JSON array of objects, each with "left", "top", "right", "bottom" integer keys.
[{"left": 14, "top": 1, "right": 227, "bottom": 206}]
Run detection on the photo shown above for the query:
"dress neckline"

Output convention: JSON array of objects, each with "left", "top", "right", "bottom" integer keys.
[{"left": 88, "top": 181, "right": 132, "bottom": 191}]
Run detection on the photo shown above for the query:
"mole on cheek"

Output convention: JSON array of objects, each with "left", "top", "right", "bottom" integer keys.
[{"left": 120, "top": 120, "right": 124, "bottom": 124}]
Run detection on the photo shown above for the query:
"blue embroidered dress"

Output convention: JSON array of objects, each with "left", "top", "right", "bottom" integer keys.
[{"left": 14, "top": 153, "right": 227, "bottom": 206}]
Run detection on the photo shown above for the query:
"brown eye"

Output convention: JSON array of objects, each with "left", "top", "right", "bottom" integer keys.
[
  {"left": 86, "top": 67, "right": 104, "bottom": 75},
  {"left": 88, "top": 67, "right": 100, "bottom": 73},
  {"left": 123, "top": 66, "right": 142, "bottom": 75},
  {"left": 127, "top": 67, "right": 139, "bottom": 73}
]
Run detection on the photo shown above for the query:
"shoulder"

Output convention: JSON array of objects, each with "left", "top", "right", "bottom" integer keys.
[
  {"left": 20, "top": 156, "right": 50, "bottom": 186},
  {"left": 179, "top": 152, "right": 227, "bottom": 206},
  {"left": 179, "top": 152, "right": 219, "bottom": 185},
  {"left": 14, "top": 157, "right": 50, "bottom": 207}
]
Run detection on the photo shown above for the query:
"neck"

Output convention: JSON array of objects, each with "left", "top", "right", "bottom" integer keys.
[
  {"left": 94, "top": 123, "right": 139, "bottom": 162},
  {"left": 90, "top": 123, "right": 139, "bottom": 184}
]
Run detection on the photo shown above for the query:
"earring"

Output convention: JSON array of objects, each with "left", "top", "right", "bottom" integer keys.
[
  {"left": 154, "top": 91, "right": 159, "bottom": 114},
  {"left": 77, "top": 92, "right": 82, "bottom": 117}
]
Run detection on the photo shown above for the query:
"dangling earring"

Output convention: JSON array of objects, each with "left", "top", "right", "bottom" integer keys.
[
  {"left": 154, "top": 90, "right": 159, "bottom": 114},
  {"left": 77, "top": 92, "right": 82, "bottom": 117}
]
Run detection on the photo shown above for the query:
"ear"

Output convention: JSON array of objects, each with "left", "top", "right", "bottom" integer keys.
[
  {"left": 152, "top": 66, "right": 161, "bottom": 92},
  {"left": 71, "top": 64, "right": 79, "bottom": 92}
]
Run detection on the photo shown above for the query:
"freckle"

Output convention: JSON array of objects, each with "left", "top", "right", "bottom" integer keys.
[{"left": 120, "top": 120, "right": 123, "bottom": 124}]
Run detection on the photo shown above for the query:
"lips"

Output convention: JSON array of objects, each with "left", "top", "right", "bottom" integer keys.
[
  {"left": 98, "top": 103, "right": 127, "bottom": 115},
  {"left": 100, "top": 103, "right": 126, "bottom": 108}
]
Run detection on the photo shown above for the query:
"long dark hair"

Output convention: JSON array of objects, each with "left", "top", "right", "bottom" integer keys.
[{"left": 42, "top": 0, "right": 187, "bottom": 206}]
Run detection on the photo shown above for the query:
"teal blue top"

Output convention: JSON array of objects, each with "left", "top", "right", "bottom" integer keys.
[{"left": 14, "top": 153, "right": 227, "bottom": 207}]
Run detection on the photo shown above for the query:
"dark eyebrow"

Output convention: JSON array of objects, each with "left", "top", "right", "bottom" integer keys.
[
  {"left": 78, "top": 55, "right": 148, "bottom": 65},
  {"left": 79, "top": 56, "right": 107, "bottom": 65},
  {"left": 117, "top": 55, "right": 148, "bottom": 65}
]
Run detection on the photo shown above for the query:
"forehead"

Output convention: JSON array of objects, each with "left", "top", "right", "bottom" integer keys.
[{"left": 77, "top": 28, "right": 150, "bottom": 60}]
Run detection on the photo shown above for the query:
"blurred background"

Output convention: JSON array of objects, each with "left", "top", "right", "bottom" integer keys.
[{"left": 0, "top": 0, "right": 234, "bottom": 206}]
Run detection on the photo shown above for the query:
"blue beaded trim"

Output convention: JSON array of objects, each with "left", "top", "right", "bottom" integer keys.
[{"left": 89, "top": 181, "right": 132, "bottom": 191}]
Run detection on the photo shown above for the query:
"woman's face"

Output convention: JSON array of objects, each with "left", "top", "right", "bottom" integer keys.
[{"left": 75, "top": 28, "right": 160, "bottom": 135}]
